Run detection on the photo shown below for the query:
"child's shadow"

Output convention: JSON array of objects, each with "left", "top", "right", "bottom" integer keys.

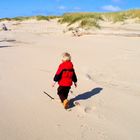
[{"left": 69, "top": 87, "right": 103, "bottom": 109}]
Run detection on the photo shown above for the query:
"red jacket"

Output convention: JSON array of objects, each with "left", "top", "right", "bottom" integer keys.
[{"left": 54, "top": 61, "right": 77, "bottom": 87}]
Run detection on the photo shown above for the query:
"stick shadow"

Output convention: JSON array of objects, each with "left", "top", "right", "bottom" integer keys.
[{"left": 69, "top": 87, "right": 103, "bottom": 109}]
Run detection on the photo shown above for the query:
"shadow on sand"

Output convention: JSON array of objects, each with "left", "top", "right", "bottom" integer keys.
[
  {"left": 5, "top": 39, "right": 16, "bottom": 42},
  {"left": 0, "top": 45, "right": 12, "bottom": 48},
  {"left": 0, "top": 39, "right": 16, "bottom": 42},
  {"left": 69, "top": 87, "right": 103, "bottom": 109}
]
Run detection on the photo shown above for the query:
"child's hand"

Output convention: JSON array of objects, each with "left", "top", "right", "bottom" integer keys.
[{"left": 52, "top": 82, "right": 56, "bottom": 87}]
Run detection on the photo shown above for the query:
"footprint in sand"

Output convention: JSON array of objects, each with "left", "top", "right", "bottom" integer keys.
[
  {"left": 83, "top": 104, "right": 97, "bottom": 113},
  {"left": 84, "top": 106, "right": 92, "bottom": 113},
  {"left": 77, "top": 105, "right": 94, "bottom": 114},
  {"left": 72, "top": 101, "right": 97, "bottom": 115}
]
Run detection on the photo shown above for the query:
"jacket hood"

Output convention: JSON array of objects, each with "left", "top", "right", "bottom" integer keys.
[{"left": 62, "top": 61, "right": 73, "bottom": 69}]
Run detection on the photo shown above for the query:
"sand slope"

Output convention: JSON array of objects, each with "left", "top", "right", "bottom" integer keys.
[{"left": 0, "top": 20, "right": 140, "bottom": 140}]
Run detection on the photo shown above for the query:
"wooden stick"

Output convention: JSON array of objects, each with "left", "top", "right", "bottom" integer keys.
[{"left": 43, "top": 91, "right": 54, "bottom": 100}]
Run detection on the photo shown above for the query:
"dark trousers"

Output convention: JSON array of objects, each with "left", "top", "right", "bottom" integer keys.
[{"left": 57, "top": 86, "right": 71, "bottom": 103}]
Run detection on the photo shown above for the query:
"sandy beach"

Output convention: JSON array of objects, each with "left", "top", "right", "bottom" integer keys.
[{"left": 0, "top": 20, "right": 140, "bottom": 140}]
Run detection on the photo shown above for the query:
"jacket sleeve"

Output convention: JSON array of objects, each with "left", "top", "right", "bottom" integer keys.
[
  {"left": 72, "top": 70, "right": 77, "bottom": 83},
  {"left": 53, "top": 64, "right": 63, "bottom": 82}
]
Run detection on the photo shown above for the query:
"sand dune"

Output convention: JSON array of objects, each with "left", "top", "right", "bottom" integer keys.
[{"left": 0, "top": 20, "right": 140, "bottom": 140}]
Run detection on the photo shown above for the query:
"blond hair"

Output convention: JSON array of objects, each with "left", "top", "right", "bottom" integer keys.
[{"left": 62, "top": 52, "right": 71, "bottom": 61}]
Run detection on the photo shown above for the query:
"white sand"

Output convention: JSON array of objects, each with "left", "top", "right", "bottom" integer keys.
[{"left": 0, "top": 20, "right": 140, "bottom": 140}]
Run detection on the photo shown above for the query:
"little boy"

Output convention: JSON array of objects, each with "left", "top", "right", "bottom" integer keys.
[{"left": 52, "top": 52, "right": 77, "bottom": 109}]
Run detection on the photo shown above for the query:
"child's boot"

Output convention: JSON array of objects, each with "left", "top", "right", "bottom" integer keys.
[{"left": 63, "top": 99, "right": 69, "bottom": 109}]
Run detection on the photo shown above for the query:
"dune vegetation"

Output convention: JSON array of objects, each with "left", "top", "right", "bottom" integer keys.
[
  {"left": 102, "top": 9, "right": 140, "bottom": 23},
  {"left": 0, "top": 9, "right": 140, "bottom": 29},
  {"left": 58, "top": 12, "right": 103, "bottom": 29},
  {"left": 0, "top": 15, "right": 59, "bottom": 22},
  {"left": 59, "top": 9, "right": 140, "bottom": 29}
]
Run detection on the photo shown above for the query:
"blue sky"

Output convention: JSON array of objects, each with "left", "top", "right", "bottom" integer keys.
[{"left": 0, "top": 0, "right": 140, "bottom": 18}]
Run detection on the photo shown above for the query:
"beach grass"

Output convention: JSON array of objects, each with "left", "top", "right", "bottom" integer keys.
[
  {"left": 0, "top": 15, "right": 59, "bottom": 22},
  {"left": 58, "top": 13, "right": 103, "bottom": 28},
  {"left": 102, "top": 9, "right": 140, "bottom": 23},
  {"left": 58, "top": 9, "right": 140, "bottom": 28},
  {"left": 0, "top": 9, "right": 140, "bottom": 28}
]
